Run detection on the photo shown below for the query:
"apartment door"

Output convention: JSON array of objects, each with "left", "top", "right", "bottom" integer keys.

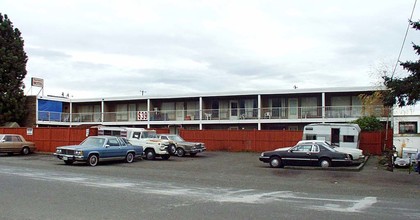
[
  {"left": 230, "top": 100, "right": 239, "bottom": 120},
  {"left": 176, "top": 102, "right": 184, "bottom": 121},
  {"left": 288, "top": 98, "right": 298, "bottom": 119},
  {"left": 94, "top": 105, "right": 101, "bottom": 122},
  {"left": 211, "top": 100, "right": 219, "bottom": 118},
  {"left": 128, "top": 104, "right": 136, "bottom": 121}
]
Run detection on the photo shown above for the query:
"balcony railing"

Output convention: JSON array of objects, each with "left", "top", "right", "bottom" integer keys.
[{"left": 37, "top": 105, "right": 389, "bottom": 123}]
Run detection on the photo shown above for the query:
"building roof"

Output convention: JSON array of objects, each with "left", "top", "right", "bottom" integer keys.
[{"left": 36, "top": 86, "right": 384, "bottom": 103}]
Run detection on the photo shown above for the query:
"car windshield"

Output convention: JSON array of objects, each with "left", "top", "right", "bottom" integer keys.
[
  {"left": 167, "top": 135, "right": 185, "bottom": 142},
  {"left": 143, "top": 131, "right": 157, "bottom": 138},
  {"left": 81, "top": 137, "right": 106, "bottom": 147},
  {"left": 0, "top": 135, "right": 4, "bottom": 140},
  {"left": 316, "top": 141, "right": 337, "bottom": 152}
]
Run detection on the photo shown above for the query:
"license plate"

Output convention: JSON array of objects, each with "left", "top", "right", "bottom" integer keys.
[{"left": 63, "top": 156, "right": 68, "bottom": 160}]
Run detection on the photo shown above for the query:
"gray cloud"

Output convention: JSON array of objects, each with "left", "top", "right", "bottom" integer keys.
[
  {"left": 26, "top": 48, "right": 71, "bottom": 60},
  {"left": 2, "top": 0, "right": 419, "bottom": 98}
]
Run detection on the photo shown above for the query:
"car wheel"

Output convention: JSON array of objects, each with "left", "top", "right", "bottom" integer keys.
[
  {"left": 269, "top": 156, "right": 282, "bottom": 168},
  {"left": 176, "top": 148, "right": 185, "bottom": 157},
  {"left": 21, "top": 147, "right": 30, "bottom": 155},
  {"left": 87, "top": 154, "right": 99, "bottom": 166},
  {"left": 161, "top": 154, "right": 170, "bottom": 160},
  {"left": 190, "top": 152, "right": 197, "bottom": 157},
  {"left": 145, "top": 149, "right": 156, "bottom": 160},
  {"left": 168, "top": 144, "right": 176, "bottom": 155},
  {"left": 64, "top": 160, "right": 74, "bottom": 165},
  {"left": 319, "top": 158, "right": 331, "bottom": 168},
  {"left": 126, "top": 152, "right": 135, "bottom": 163}
]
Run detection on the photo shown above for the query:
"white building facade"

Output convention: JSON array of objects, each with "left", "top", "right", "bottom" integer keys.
[{"left": 34, "top": 86, "right": 390, "bottom": 132}]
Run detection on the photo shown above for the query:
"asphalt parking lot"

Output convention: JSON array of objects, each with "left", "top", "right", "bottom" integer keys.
[
  {"left": 1, "top": 151, "right": 419, "bottom": 220},
  {"left": 2, "top": 151, "right": 418, "bottom": 197}
]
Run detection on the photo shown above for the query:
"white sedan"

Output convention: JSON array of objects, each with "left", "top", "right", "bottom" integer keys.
[{"left": 296, "top": 140, "right": 364, "bottom": 161}]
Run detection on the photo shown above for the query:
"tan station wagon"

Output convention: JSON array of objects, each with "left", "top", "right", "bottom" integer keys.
[{"left": 0, "top": 134, "right": 36, "bottom": 155}]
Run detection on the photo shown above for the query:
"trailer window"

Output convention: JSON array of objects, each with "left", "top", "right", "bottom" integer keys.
[
  {"left": 102, "top": 130, "right": 122, "bottom": 136},
  {"left": 399, "top": 122, "right": 417, "bottom": 134},
  {"left": 305, "top": 134, "right": 316, "bottom": 140},
  {"left": 343, "top": 135, "right": 355, "bottom": 143}
]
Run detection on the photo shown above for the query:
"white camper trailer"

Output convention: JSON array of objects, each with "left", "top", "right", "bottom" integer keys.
[{"left": 303, "top": 123, "right": 361, "bottom": 149}]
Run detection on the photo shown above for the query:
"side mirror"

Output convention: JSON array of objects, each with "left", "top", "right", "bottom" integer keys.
[{"left": 105, "top": 144, "right": 110, "bottom": 148}]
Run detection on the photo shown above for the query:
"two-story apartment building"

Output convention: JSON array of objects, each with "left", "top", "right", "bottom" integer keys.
[{"left": 31, "top": 86, "right": 390, "bottom": 132}]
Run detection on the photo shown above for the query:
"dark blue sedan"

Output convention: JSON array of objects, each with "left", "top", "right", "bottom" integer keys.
[{"left": 54, "top": 136, "right": 143, "bottom": 166}]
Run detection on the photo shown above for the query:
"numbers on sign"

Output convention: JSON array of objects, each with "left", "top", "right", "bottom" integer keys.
[{"left": 137, "top": 111, "right": 148, "bottom": 121}]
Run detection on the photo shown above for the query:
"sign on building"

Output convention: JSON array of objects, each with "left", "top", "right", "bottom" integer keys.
[
  {"left": 137, "top": 111, "right": 148, "bottom": 121},
  {"left": 31, "top": 77, "right": 44, "bottom": 87}
]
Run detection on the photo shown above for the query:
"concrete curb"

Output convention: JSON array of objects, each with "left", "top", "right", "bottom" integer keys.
[{"left": 284, "top": 156, "right": 370, "bottom": 171}]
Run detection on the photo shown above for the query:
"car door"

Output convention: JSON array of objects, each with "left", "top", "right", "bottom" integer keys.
[
  {"left": 0, "top": 135, "right": 10, "bottom": 152},
  {"left": 283, "top": 144, "right": 314, "bottom": 166},
  {"left": 2, "top": 135, "right": 22, "bottom": 152},
  {"left": 308, "top": 144, "right": 321, "bottom": 166},
  {"left": 103, "top": 137, "right": 125, "bottom": 159}
]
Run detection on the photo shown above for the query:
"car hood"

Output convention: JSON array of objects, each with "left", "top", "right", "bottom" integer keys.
[
  {"left": 179, "top": 141, "right": 204, "bottom": 146},
  {"left": 274, "top": 147, "right": 292, "bottom": 151},
  {"left": 144, "top": 138, "right": 170, "bottom": 144},
  {"left": 395, "top": 157, "right": 410, "bottom": 162},
  {"left": 56, "top": 145, "right": 92, "bottom": 150}
]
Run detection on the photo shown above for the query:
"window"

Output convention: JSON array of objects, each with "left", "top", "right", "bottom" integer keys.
[
  {"left": 301, "top": 97, "right": 318, "bottom": 117},
  {"left": 399, "top": 122, "right": 418, "bottom": 134},
  {"left": 107, "top": 138, "right": 120, "bottom": 146},
  {"left": 305, "top": 134, "right": 316, "bottom": 140},
  {"left": 294, "top": 144, "right": 312, "bottom": 152},
  {"left": 331, "top": 96, "right": 351, "bottom": 106},
  {"left": 116, "top": 104, "right": 128, "bottom": 121},
  {"left": 103, "top": 130, "right": 122, "bottom": 136},
  {"left": 343, "top": 135, "right": 355, "bottom": 143},
  {"left": 312, "top": 145, "right": 320, "bottom": 152},
  {"left": 133, "top": 132, "right": 140, "bottom": 139},
  {"left": 5, "top": 136, "right": 12, "bottom": 142}
]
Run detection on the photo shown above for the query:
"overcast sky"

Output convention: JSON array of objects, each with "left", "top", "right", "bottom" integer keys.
[{"left": 2, "top": 0, "right": 420, "bottom": 99}]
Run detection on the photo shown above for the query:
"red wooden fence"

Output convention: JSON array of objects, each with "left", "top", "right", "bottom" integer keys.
[
  {"left": 180, "top": 129, "right": 394, "bottom": 155},
  {"left": 1, "top": 127, "right": 392, "bottom": 155},
  {"left": 180, "top": 129, "right": 302, "bottom": 152},
  {"left": 0, "top": 127, "right": 169, "bottom": 153},
  {"left": 359, "top": 130, "right": 393, "bottom": 155}
]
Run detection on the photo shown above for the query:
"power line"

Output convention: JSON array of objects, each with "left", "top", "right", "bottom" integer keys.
[{"left": 392, "top": 0, "right": 417, "bottom": 78}]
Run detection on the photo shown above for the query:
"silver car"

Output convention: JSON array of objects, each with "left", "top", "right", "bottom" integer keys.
[{"left": 157, "top": 134, "right": 206, "bottom": 157}]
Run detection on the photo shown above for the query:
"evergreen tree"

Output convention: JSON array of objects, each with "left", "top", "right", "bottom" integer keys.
[
  {"left": 0, "top": 13, "right": 28, "bottom": 125},
  {"left": 383, "top": 21, "right": 420, "bottom": 107}
]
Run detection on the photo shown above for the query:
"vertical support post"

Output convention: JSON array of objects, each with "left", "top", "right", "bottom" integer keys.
[
  {"left": 101, "top": 99, "right": 104, "bottom": 123},
  {"left": 147, "top": 99, "right": 151, "bottom": 129},
  {"left": 35, "top": 96, "right": 39, "bottom": 125},
  {"left": 69, "top": 99, "right": 73, "bottom": 128},
  {"left": 321, "top": 92, "right": 326, "bottom": 122},
  {"left": 258, "top": 94, "right": 261, "bottom": 130},
  {"left": 199, "top": 97, "right": 203, "bottom": 130}
]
